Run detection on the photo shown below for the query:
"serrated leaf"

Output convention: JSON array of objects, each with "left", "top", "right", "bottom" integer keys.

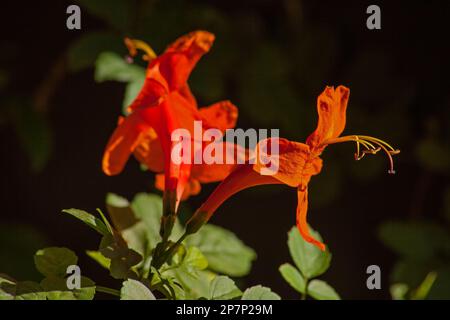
[
  {"left": 208, "top": 276, "right": 242, "bottom": 300},
  {"left": 41, "top": 276, "right": 95, "bottom": 300},
  {"left": 241, "top": 285, "right": 281, "bottom": 300},
  {"left": 186, "top": 224, "right": 256, "bottom": 277},
  {"left": 287, "top": 226, "right": 331, "bottom": 279},
  {"left": 34, "top": 247, "right": 78, "bottom": 277},
  {"left": 307, "top": 280, "right": 340, "bottom": 300},
  {"left": 62, "top": 208, "right": 110, "bottom": 235},
  {"left": 279, "top": 263, "right": 306, "bottom": 294},
  {"left": 120, "top": 279, "right": 155, "bottom": 300}
]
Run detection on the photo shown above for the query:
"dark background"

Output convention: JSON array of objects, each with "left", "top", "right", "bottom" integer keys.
[{"left": 0, "top": 0, "right": 449, "bottom": 299}]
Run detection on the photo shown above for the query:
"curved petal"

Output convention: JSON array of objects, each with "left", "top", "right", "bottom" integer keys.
[
  {"left": 296, "top": 188, "right": 326, "bottom": 251},
  {"left": 127, "top": 77, "right": 168, "bottom": 114},
  {"left": 159, "top": 31, "right": 215, "bottom": 91},
  {"left": 306, "top": 85, "right": 350, "bottom": 149},
  {"left": 133, "top": 128, "right": 164, "bottom": 173},
  {"left": 192, "top": 142, "right": 249, "bottom": 183},
  {"left": 253, "top": 138, "right": 323, "bottom": 188},
  {"left": 102, "top": 108, "right": 158, "bottom": 176},
  {"left": 199, "top": 100, "right": 238, "bottom": 133}
]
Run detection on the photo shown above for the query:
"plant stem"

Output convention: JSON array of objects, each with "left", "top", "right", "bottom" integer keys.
[
  {"left": 151, "top": 233, "right": 188, "bottom": 270},
  {"left": 96, "top": 285, "right": 121, "bottom": 297},
  {"left": 301, "top": 278, "right": 309, "bottom": 300}
]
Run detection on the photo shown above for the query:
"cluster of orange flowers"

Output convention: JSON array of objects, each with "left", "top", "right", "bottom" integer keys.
[{"left": 102, "top": 31, "right": 399, "bottom": 251}]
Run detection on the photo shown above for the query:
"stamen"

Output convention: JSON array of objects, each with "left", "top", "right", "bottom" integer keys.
[
  {"left": 124, "top": 38, "right": 157, "bottom": 61},
  {"left": 322, "top": 135, "right": 400, "bottom": 174}
]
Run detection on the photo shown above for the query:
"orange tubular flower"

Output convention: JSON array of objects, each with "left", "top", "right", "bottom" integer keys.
[
  {"left": 185, "top": 85, "right": 400, "bottom": 251},
  {"left": 102, "top": 31, "right": 240, "bottom": 210}
]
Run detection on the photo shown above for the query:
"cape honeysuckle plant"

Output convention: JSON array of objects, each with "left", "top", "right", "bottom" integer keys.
[{"left": 1, "top": 31, "right": 400, "bottom": 300}]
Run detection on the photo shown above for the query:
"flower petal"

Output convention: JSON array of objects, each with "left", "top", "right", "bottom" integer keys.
[
  {"left": 253, "top": 138, "right": 323, "bottom": 188},
  {"left": 192, "top": 142, "right": 249, "bottom": 183},
  {"left": 102, "top": 109, "right": 157, "bottom": 176},
  {"left": 306, "top": 85, "right": 350, "bottom": 149},
  {"left": 133, "top": 128, "right": 164, "bottom": 173},
  {"left": 199, "top": 100, "right": 238, "bottom": 133},
  {"left": 296, "top": 188, "right": 326, "bottom": 251},
  {"left": 159, "top": 31, "right": 215, "bottom": 91}
]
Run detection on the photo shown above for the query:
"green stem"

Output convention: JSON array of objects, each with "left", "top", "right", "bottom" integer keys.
[
  {"left": 96, "top": 285, "right": 121, "bottom": 297},
  {"left": 301, "top": 278, "right": 309, "bottom": 300},
  {"left": 152, "top": 233, "right": 188, "bottom": 270}
]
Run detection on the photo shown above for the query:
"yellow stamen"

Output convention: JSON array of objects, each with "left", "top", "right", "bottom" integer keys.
[
  {"left": 322, "top": 135, "right": 400, "bottom": 174},
  {"left": 124, "top": 38, "right": 157, "bottom": 61}
]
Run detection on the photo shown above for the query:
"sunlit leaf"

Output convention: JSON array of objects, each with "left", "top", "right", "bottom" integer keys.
[
  {"left": 307, "top": 280, "right": 340, "bottom": 300},
  {"left": 120, "top": 279, "right": 156, "bottom": 300},
  {"left": 0, "top": 275, "right": 46, "bottom": 300},
  {"left": 241, "top": 285, "right": 281, "bottom": 300},
  {"left": 41, "top": 276, "right": 95, "bottom": 300},
  {"left": 208, "top": 276, "right": 242, "bottom": 300},
  {"left": 287, "top": 226, "right": 331, "bottom": 279},
  {"left": 279, "top": 263, "right": 306, "bottom": 294},
  {"left": 62, "top": 208, "right": 110, "bottom": 236},
  {"left": 186, "top": 224, "right": 256, "bottom": 277},
  {"left": 34, "top": 247, "right": 78, "bottom": 278}
]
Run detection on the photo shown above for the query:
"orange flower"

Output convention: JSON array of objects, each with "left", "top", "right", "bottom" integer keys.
[
  {"left": 102, "top": 31, "right": 240, "bottom": 210},
  {"left": 185, "top": 85, "right": 400, "bottom": 251}
]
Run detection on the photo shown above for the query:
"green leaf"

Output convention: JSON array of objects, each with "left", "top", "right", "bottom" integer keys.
[
  {"left": 67, "top": 32, "right": 123, "bottom": 72},
  {"left": 378, "top": 220, "right": 450, "bottom": 260},
  {"left": 41, "top": 276, "right": 95, "bottom": 300},
  {"left": 0, "top": 275, "right": 46, "bottom": 300},
  {"left": 161, "top": 246, "right": 210, "bottom": 299},
  {"left": 241, "top": 285, "right": 281, "bottom": 300},
  {"left": 208, "top": 276, "right": 242, "bottom": 300},
  {"left": 62, "top": 208, "right": 110, "bottom": 236},
  {"left": 106, "top": 193, "right": 139, "bottom": 231},
  {"left": 186, "top": 224, "right": 256, "bottom": 277},
  {"left": 86, "top": 250, "right": 111, "bottom": 269},
  {"left": 94, "top": 52, "right": 145, "bottom": 113},
  {"left": 131, "top": 193, "right": 184, "bottom": 246},
  {"left": 279, "top": 263, "right": 306, "bottom": 294},
  {"left": 181, "top": 247, "right": 209, "bottom": 272},
  {"left": 307, "top": 280, "right": 340, "bottom": 300},
  {"left": 34, "top": 247, "right": 78, "bottom": 277},
  {"left": 120, "top": 279, "right": 156, "bottom": 300},
  {"left": 99, "top": 234, "right": 142, "bottom": 279},
  {"left": 287, "top": 226, "right": 331, "bottom": 279}
]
